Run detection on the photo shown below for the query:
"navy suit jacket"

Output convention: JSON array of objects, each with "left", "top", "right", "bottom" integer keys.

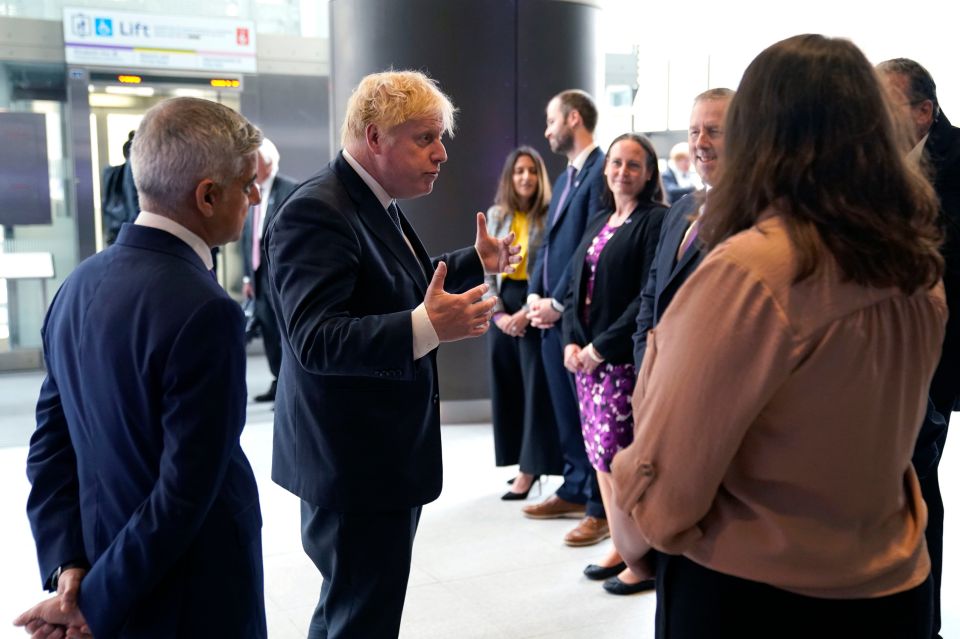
[
  {"left": 27, "top": 224, "right": 264, "bottom": 638},
  {"left": 562, "top": 201, "right": 667, "bottom": 364},
  {"left": 263, "top": 152, "right": 483, "bottom": 512},
  {"left": 633, "top": 192, "right": 703, "bottom": 369},
  {"left": 528, "top": 146, "right": 606, "bottom": 305}
]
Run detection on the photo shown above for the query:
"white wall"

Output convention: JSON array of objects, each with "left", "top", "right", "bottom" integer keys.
[{"left": 601, "top": 0, "right": 959, "bottom": 131}]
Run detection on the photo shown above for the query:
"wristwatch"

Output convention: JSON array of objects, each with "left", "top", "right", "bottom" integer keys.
[{"left": 50, "top": 560, "right": 88, "bottom": 591}]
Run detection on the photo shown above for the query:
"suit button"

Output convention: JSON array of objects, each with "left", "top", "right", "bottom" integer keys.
[{"left": 433, "top": 393, "right": 439, "bottom": 404}]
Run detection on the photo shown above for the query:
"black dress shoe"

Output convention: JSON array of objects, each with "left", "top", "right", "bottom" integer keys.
[
  {"left": 583, "top": 561, "right": 627, "bottom": 581},
  {"left": 500, "top": 476, "right": 541, "bottom": 501},
  {"left": 602, "top": 575, "right": 655, "bottom": 595},
  {"left": 254, "top": 380, "right": 277, "bottom": 403}
]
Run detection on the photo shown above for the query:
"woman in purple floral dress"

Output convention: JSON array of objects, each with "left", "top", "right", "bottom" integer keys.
[{"left": 562, "top": 134, "right": 667, "bottom": 595}]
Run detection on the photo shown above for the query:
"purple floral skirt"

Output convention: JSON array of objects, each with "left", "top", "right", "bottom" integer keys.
[{"left": 575, "top": 363, "right": 636, "bottom": 473}]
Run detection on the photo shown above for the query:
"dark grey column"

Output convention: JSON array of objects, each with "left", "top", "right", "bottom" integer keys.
[
  {"left": 241, "top": 73, "right": 331, "bottom": 182},
  {"left": 330, "top": 0, "right": 599, "bottom": 400}
]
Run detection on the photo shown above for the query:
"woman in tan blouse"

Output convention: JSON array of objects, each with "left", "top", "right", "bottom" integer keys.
[{"left": 611, "top": 34, "right": 946, "bottom": 637}]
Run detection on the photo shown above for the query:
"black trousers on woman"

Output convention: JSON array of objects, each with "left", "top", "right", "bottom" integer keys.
[
  {"left": 655, "top": 553, "right": 933, "bottom": 639},
  {"left": 489, "top": 278, "right": 564, "bottom": 475}
]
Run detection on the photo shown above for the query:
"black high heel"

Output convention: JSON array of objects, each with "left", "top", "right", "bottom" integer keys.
[{"left": 501, "top": 475, "right": 541, "bottom": 501}]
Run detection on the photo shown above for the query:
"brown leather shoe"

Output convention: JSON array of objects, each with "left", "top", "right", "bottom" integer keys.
[
  {"left": 521, "top": 495, "right": 587, "bottom": 520},
  {"left": 563, "top": 516, "right": 610, "bottom": 547}
]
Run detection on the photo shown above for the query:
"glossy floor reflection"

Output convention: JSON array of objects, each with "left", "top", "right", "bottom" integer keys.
[{"left": 0, "top": 354, "right": 956, "bottom": 638}]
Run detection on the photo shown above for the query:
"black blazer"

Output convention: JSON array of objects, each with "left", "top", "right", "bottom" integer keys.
[
  {"left": 926, "top": 111, "right": 960, "bottom": 410},
  {"left": 562, "top": 200, "right": 667, "bottom": 364},
  {"left": 263, "top": 152, "right": 483, "bottom": 512},
  {"left": 528, "top": 147, "right": 606, "bottom": 305},
  {"left": 632, "top": 192, "right": 703, "bottom": 369}
]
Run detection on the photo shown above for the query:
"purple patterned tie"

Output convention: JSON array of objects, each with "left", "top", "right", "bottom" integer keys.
[
  {"left": 542, "top": 165, "right": 578, "bottom": 291},
  {"left": 677, "top": 218, "right": 699, "bottom": 261}
]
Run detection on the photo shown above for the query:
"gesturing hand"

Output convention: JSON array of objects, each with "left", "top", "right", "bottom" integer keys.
[
  {"left": 425, "top": 262, "right": 497, "bottom": 342},
  {"left": 475, "top": 212, "right": 522, "bottom": 274}
]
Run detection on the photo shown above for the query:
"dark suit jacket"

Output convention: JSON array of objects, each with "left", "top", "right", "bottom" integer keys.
[
  {"left": 27, "top": 224, "right": 264, "bottom": 638},
  {"left": 528, "top": 146, "right": 606, "bottom": 305},
  {"left": 633, "top": 192, "right": 703, "bottom": 369},
  {"left": 263, "top": 152, "right": 483, "bottom": 512},
  {"left": 241, "top": 173, "right": 299, "bottom": 281},
  {"left": 926, "top": 111, "right": 960, "bottom": 411},
  {"left": 562, "top": 201, "right": 667, "bottom": 364}
]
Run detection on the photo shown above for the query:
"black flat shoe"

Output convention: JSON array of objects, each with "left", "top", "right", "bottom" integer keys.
[
  {"left": 254, "top": 380, "right": 277, "bottom": 403},
  {"left": 583, "top": 561, "right": 627, "bottom": 581},
  {"left": 500, "top": 476, "right": 541, "bottom": 501},
  {"left": 602, "top": 575, "right": 655, "bottom": 595}
]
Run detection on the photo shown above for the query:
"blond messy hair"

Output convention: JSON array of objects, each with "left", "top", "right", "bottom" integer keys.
[{"left": 340, "top": 70, "right": 457, "bottom": 147}]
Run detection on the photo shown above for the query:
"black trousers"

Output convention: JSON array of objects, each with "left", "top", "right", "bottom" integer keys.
[
  {"left": 541, "top": 324, "right": 604, "bottom": 518},
  {"left": 254, "top": 265, "right": 282, "bottom": 380},
  {"left": 489, "top": 279, "right": 564, "bottom": 475},
  {"left": 921, "top": 392, "right": 951, "bottom": 639},
  {"left": 300, "top": 501, "right": 422, "bottom": 639},
  {"left": 656, "top": 554, "right": 933, "bottom": 639}
]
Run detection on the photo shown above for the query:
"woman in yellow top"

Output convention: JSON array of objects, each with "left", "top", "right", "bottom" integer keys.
[{"left": 486, "top": 147, "right": 564, "bottom": 499}]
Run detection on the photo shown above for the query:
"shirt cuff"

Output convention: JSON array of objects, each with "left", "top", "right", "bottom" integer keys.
[
  {"left": 584, "top": 343, "right": 604, "bottom": 363},
  {"left": 549, "top": 298, "right": 565, "bottom": 313},
  {"left": 526, "top": 293, "right": 541, "bottom": 305},
  {"left": 412, "top": 303, "right": 440, "bottom": 360}
]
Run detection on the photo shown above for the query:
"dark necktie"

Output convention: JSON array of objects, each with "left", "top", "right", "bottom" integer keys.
[
  {"left": 387, "top": 202, "right": 403, "bottom": 234},
  {"left": 542, "top": 165, "right": 578, "bottom": 291}
]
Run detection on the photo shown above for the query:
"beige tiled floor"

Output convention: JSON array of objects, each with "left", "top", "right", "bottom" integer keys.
[{"left": 0, "top": 356, "right": 956, "bottom": 638}]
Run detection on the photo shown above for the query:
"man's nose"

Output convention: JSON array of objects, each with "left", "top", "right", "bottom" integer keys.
[{"left": 433, "top": 141, "right": 448, "bottom": 164}]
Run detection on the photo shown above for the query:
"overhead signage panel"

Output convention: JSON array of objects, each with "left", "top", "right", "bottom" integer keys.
[{"left": 63, "top": 7, "right": 257, "bottom": 74}]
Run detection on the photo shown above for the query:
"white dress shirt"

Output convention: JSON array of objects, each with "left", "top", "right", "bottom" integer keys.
[{"left": 134, "top": 211, "right": 213, "bottom": 270}]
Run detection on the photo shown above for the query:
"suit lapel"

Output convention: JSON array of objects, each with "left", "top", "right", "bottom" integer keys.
[
  {"left": 333, "top": 154, "right": 430, "bottom": 293},
  {"left": 661, "top": 196, "right": 701, "bottom": 291},
  {"left": 550, "top": 147, "right": 601, "bottom": 232}
]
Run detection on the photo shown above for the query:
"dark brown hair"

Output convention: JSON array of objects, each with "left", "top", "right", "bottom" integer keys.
[
  {"left": 701, "top": 34, "right": 942, "bottom": 293},
  {"left": 493, "top": 146, "right": 552, "bottom": 225},
  {"left": 555, "top": 89, "right": 599, "bottom": 133},
  {"left": 600, "top": 133, "right": 665, "bottom": 210}
]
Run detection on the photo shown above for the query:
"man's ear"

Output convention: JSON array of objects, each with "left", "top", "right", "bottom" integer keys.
[
  {"left": 195, "top": 179, "right": 218, "bottom": 219},
  {"left": 567, "top": 109, "right": 582, "bottom": 130},
  {"left": 365, "top": 123, "right": 383, "bottom": 155}
]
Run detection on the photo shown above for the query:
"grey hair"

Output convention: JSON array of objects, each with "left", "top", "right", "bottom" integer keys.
[
  {"left": 131, "top": 97, "right": 262, "bottom": 210},
  {"left": 877, "top": 58, "right": 940, "bottom": 120}
]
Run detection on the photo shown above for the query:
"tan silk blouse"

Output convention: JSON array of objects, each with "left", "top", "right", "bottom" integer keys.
[{"left": 612, "top": 212, "right": 947, "bottom": 599}]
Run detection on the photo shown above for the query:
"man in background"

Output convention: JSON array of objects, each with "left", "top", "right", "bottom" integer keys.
[
  {"left": 525, "top": 89, "right": 609, "bottom": 547},
  {"left": 879, "top": 58, "right": 960, "bottom": 639},
  {"left": 241, "top": 138, "right": 298, "bottom": 402}
]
